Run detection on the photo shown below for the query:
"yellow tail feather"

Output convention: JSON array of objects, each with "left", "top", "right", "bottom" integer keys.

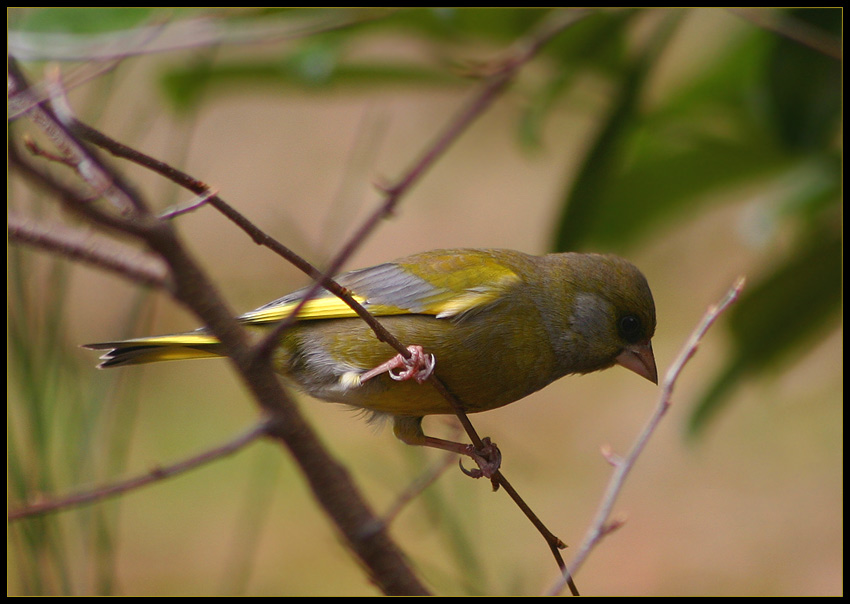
[{"left": 84, "top": 333, "right": 224, "bottom": 368}]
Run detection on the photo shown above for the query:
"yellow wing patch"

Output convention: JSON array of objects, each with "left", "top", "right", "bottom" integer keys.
[
  {"left": 430, "top": 271, "right": 521, "bottom": 318},
  {"left": 397, "top": 254, "right": 522, "bottom": 318},
  {"left": 238, "top": 295, "right": 355, "bottom": 324},
  {"left": 238, "top": 255, "right": 523, "bottom": 325},
  {"left": 238, "top": 294, "right": 410, "bottom": 325}
]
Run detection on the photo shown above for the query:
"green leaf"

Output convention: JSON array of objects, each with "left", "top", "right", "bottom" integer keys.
[
  {"left": 577, "top": 137, "right": 793, "bottom": 251},
  {"left": 552, "top": 11, "right": 683, "bottom": 252},
  {"left": 519, "top": 11, "right": 638, "bottom": 148},
  {"left": 10, "top": 7, "right": 157, "bottom": 34},
  {"left": 540, "top": 9, "right": 637, "bottom": 74},
  {"left": 389, "top": 8, "right": 551, "bottom": 42},
  {"left": 688, "top": 223, "right": 842, "bottom": 435},
  {"left": 763, "top": 8, "right": 842, "bottom": 152},
  {"left": 161, "top": 58, "right": 460, "bottom": 111}
]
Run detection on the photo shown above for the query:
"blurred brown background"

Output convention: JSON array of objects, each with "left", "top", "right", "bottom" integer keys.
[{"left": 8, "top": 8, "right": 842, "bottom": 596}]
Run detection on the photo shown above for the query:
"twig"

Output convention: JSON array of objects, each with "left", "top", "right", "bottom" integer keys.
[
  {"left": 382, "top": 452, "right": 457, "bottom": 525},
  {"left": 159, "top": 187, "right": 219, "bottom": 219},
  {"left": 69, "top": 120, "right": 393, "bottom": 350},
  {"left": 229, "top": 14, "right": 592, "bottom": 371},
  {"left": 8, "top": 10, "right": 389, "bottom": 62},
  {"left": 10, "top": 57, "right": 430, "bottom": 596},
  {"left": 546, "top": 277, "right": 746, "bottom": 596},
  {"left": 11, "top": 11, "right": 591, "bottom": 593},
  {"left": 9, "top": 63, "right": 144, "bottom": 214},
  {"left": 72, "top": 115, "right": 576, "bottom": 580},
  {"left": 727, "top": 8, "right": 841, "bottom": 59},
  {"left": 71, "top": 12, "right": 590, "bottom": 593},
  {"left": 7, "top": 212, "right": 170, "bottom": 291},
  {"left": 8, "top": 420, "right": 270, "bottom": 521},
  {"left": 331, "top": 9, "right": 590, "bottom": 280}
]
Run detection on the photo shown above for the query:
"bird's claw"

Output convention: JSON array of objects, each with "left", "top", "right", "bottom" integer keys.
[
  {"left": 388, "top": 346, "right": 435, "bottom": 383},
  {"left": 359, "top": 345, "right": 435, "bottom": 385},
  {"left": 459, "top": 437, "right": 502, "bottom": 490}
]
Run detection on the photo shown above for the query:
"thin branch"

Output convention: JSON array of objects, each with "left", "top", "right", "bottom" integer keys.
[
  {"left": 9, "top": 61, "right": 145, "bottom": 214},
  {"left": 74, "top": 111, "right": 579, "bottom": 586},
  {"left": 9, "top": 57, "right": 430, "bottom": 596},
  {"left": 158, "top": 188, "right": 218, "bottom": 219},
  {"left": 546, "top": 277, "right": 747, "bottom": 596},
  {"left": 8, "top": 142, "right": 161, "bottom": 244},
  {"left": 8, "top": 10, "right": 389, "bottom": 62},
  {"left": 10, "top": 10, "right": 591, "bottom": 594},
  {"left": 330, "top": 9, "right": 591, "bottom": 284},
  {"left": 382, "top": 453, "right": 456, "bottom": 525},
  {"left": 728, "top": 8, "right": 841, "bottom": 59},
  {"left": 70, "top": 12, "right": 590, "bottom": 592},
  {"left": 8, "top": 420, "right": 269, "bottom": 521},
  {"left": 70, "top": 120, "right": 390, "bottom": 346},
  {"left": 8, "top": 212, "right": 171, "bottom": 291},
  {"left": 68, "top": 12, "right": 589, "bottom": 366}
]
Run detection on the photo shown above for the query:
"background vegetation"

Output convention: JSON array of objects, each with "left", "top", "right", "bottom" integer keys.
[{"left": 8, "top": 8, "right": 842, "bottom": 596}]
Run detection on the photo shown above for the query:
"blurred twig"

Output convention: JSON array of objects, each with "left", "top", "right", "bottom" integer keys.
[
  {"left": 382, "top": 453, "right": 457, "bottom": 525},
  {"left": 9, "top": 9, "right": 590, "bottom": 595},
  {"left": 728, "top": 8, "right": 841, "bottom": 59},
  {"left": 8, "top": 56, "right": 430, "bottom": 596},
  {"left": 547, "top": 277, "right": 746, "bottom": 596},
  {"left": 7, "top": 212, "right": 169, "bottom": 290},
  {"left": 8, "top": 420, "right": 270, "bottom": 521},
  {"left": 72, "top": 11, "right": 589, "bottom": 593}
]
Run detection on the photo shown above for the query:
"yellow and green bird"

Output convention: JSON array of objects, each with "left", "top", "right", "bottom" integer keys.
[{"left": 87, "top": 248, "right": 657, "bottom": 462}]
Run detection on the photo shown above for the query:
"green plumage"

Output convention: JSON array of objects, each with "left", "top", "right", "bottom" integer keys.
[{"left": 86, "top": 248, "right": 657, "bottom": 444}]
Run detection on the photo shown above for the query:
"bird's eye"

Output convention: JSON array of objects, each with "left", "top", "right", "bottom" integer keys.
[{"left": 618, "top": 314, "right": 643, "bottom": 342}]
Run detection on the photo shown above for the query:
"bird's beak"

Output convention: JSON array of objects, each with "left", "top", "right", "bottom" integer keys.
[{"left": 615, "top": 341, "right": 658, "bottom": 385}]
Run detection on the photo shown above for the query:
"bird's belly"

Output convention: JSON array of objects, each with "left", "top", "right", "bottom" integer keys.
[{"left": 275, "top": 314, "right": 556, "bottom": 417}]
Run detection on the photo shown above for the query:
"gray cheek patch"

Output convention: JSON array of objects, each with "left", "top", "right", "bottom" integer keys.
[{"left": 569, "top": 292, "right": 613, "bottom": 342}]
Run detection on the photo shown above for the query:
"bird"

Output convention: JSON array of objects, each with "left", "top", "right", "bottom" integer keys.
[{"left": 86, "top": 248, "right": 657, "bottom": 475}]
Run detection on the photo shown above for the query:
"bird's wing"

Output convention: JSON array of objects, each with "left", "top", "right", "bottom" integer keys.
[
  {"left": 84, "top": 251, "right": 524, "bottom": 366},
  {"left": 237, "top": 251, "right": 523, "bottom": 325}
]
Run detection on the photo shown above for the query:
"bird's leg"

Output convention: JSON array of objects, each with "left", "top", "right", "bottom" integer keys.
[
  {"left": 393, "top": 416, "right": 502, "bottom": 480},
  {"left": 425, "top": 435, "right": 502, "bottom": 480},
  {"left": 359, "top": 345, "right": 435, "bottom": 385}
]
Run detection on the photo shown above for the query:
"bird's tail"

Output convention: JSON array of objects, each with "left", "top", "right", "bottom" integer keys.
[{"left": 84, "top": 332, "right": 225, "bottom": 368}]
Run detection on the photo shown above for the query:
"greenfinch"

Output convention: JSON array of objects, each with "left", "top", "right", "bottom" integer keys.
[{"left": 86, "top": 248, "right": 657, "bottom": 464}]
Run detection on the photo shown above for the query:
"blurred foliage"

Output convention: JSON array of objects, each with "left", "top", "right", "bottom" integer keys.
[
  {"left": 544, "top": 9, "right": 843, "bottom": 433},
  {"left": 161, "top": 7, "right": 841, "bottom": 434},
  {"left": 7, "top": 1, "right": 843, "bottom": 450},
  {"left": 6, "top": 240, "right": 150, "bottom": 594},
  {"left": 8, "top": 6, "right": 157, "bottom": 34},
  {"left": 7, "top": 8, "right": 842, "bottom": 594}
]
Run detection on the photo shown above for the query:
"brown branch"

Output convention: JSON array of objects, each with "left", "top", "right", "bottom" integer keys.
[
  {"left": 728, "top": 8, "right": 842, "bottom": 59},
  {"left": 381, "top": 420, "right": 466, "bottom": 524},
  {"left": 9, "top": 56, "right": 430, "bottom": 597},
  {"left": 546, "top": 277, "right": 747, "bottom": 596},
  {"left": 77, "top": 115, "right": 577, "bottom": 593},
  {"left": 382, "top": 453, "right": 457, "bottom": 525},
  {"left": 68, "top": 119, "right": 395, "bottom": 354},
  {"left": 8, "top": 420, "right": 269, "bottom": 521},
  {"left": 70, "top": 11, "right": 590, "bottom": 594},
  {"left": 7, "top": 212, "right": 171, "bottom": 291},
  {"left": 9, "top": 63, "right": 145, "bottom": 215},
  {"left": 9, "top": 10, "right": 591, "bottom": 595}
]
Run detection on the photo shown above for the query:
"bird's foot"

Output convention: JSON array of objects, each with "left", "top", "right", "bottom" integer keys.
[
  {"left": 359, "top": 345, "right": 435, "bottom": 385},
  {"left": 459, "top": 437, "right": 502, "bottom": 488}
]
